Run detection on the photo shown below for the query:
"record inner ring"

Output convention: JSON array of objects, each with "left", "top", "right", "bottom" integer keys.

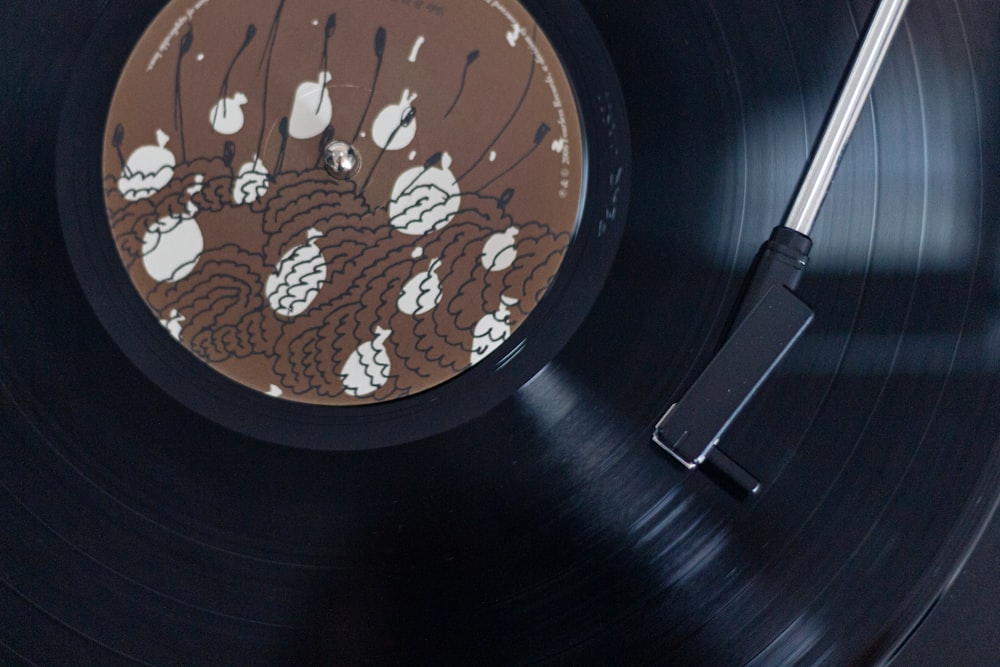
[{"left": 102, "top": 0, "right": 585, "bottom": 406}]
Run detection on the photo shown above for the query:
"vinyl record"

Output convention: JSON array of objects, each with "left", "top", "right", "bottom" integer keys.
[
  {"left": 56, "top": 0, "right": 630, "bottom": 449},
  {"left": 2, "top": 0, "right": 999, "bottom": 664}
]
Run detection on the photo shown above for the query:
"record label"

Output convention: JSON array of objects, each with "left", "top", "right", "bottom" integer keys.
[{"left": 101, "top": 0, "right": 585, "bottom": 405}]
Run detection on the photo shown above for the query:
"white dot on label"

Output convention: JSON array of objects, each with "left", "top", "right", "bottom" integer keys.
[
  {"left": 489, "top": 151, "right": 497, "bottom": 162},
  {"left": 412, "top": 247, "right": 424, "bottom": 259},
  {"left": 408, "top": 150, "right": 417, "bottom": 161},
  {"left": 408, "top": 36, "right": 426, "bottom": 63},
  {"left": 312, "top": 19, "right": 319, "bottom": 26},
  {"left": 360, "top": 131, "right": 367, "bottom": 139},
  {"left": 196, "top": 53, "right": 205, "bottom": 62}
]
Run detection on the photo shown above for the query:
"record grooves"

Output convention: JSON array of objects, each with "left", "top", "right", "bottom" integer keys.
[{"left": 3, "top": 0, "right": 1000, "bottom": 664}]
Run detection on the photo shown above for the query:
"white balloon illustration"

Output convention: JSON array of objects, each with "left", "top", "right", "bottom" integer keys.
[
  {"left": 372, "top": 89, "right": 418, "bottom": 151},
  {"left": 388, "top": 152, "right": 462, "bottom": 236},
  {"left": 288, "top": 71, "right": 333, "bottom": 140},
  {"left": 471, "top": 296, "right": 518, "bottom": 364},
  {"left": 340, "top": 327, "right": 393, "bottom": 398},
  {"left": 232, "top": 154, "right": 270, "bottom": 205},
  {"left": 209, "top": 92, "right": 249, "bottom": 135},
  {"left": 118, "top": 129, "right": 176, "bottom": 202},
  {"left": 158, "top": 309, "right": 186, "bottom": 342},
  {"left": 398, "top": 259, "right": 443, "bottom": 316},
  {"left": 142, "top": 178, "right": 205, "bottom": 283},
  {"left": 265, "top": 228, "right": 327, "bottom": 318},
  {"left": 481, "top": 226, "right": 519, "bottom": 272}
]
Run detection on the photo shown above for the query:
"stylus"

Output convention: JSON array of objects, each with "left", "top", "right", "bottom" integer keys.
[{"left": 654, "top": 0, "right": 911, "bottom": 494}]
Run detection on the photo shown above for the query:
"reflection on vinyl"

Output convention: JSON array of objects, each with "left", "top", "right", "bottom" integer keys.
[{"left": 1, "top": 0, "right": 1000, "bottom": 663}]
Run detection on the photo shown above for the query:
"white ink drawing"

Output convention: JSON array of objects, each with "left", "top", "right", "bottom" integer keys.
[
  {"left": 481, "top": 226, "right": 519, "bottom": 272},
  {"left": 388, "top": 152, "right": 462, "bottom": 236},
  {"left": 142, "top": 177, "right": 204, "bottom": 282},
  {"left": 340, "top": 327, "right": 393, "bottom": 397},
  {"left": 398, "top": 258, "right": 443, "bottom": 316},
  {"left": 118, "top": 129, "right": 176, "bottom": 201},
  {"left": 471, "top": 296, "right": 518, "bottom": 364},
  {"left": 372, "top": 89, "right": 418, "bottom": 151},
  {"left": 209, "top": 92, "right": 249, "bottom": 135},
  {"left": 265, "top": 228, "right": 327, "bottom": 318},
  {"left": 289, "top": 71, "right": 333, "bottom": 140},
  {"left": 232, "top": 154, "right": 270, "bottom": 205}
]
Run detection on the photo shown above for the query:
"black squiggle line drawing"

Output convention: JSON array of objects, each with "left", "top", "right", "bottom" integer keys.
[
  {"left": 394, "top": 151, "right": 443, "bottom": 201},
  {"left": 477, "top": 122, "right": 550, "bottom": 193},
  {"left": 174, "top": 27, "right": 194, "bottom": 162},
  {"left": 112, "top": 124, "right": 132, "bottom": 177},
  {"left": 223, "top": 141, "right": 237, "bottom": 168},
  {"left": 360, "top": 105, "right": 416, "bottom": 194},
  {"left": 389, "top": 190, "right": 460, "bottom": 234},
  {"left": 266, "top": 229, "right": 328, "bottom": 318},
  {"left": 275, "top": 301, "right": 364, "bottom": 398},
  {"left": 444, "top": 50, "right": 479, "bottom": 119},
  {"left": 346, "top": 327, "right": 393, "bottom": 397},
  {"left": 261, "top": 170, "right": 367, "bottom": 216},
  {"left": 315, "top": 126, "right": 336, "bottom": 168},
  {"left": 454, "top": 23, "right": 538, "bottom": 183},
  {"left": 497, "top": 188, "right": 515, "bottom": 210},
  {"left": 212, "top": 24, "right": 257, "bottom": 126},
  {"left": 352, "top": 26, "right": 387, "bottom": 144},
  {"left": 255, "top": 0, "right": 287, "bottom": 159},
  {"left": 273, "top": 117, "right": 290, "bottom": 178},
  {"left": 147, "top": 246, "right": 278, "bottom": 363},
  {"left": 257, "top": 0, "right": 285, "bottom": 71},
  {"left": 317, "top": 14, "right": 337, "bottom": 114},
  {"left": 107, "top": 133, "right": 557, "bottom": 401}
]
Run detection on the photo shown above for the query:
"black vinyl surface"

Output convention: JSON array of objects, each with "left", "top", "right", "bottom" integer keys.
[
  {"left": 3, "top": 0, "right": 1000, "bottom": 664},
  {"left": 893, "top": 509, "right": 1000, "bottom": 665}
]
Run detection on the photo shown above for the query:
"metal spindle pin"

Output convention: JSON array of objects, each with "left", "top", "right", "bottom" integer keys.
[{"left": 324, "top": 140, "right": 361, "bottom": 180}]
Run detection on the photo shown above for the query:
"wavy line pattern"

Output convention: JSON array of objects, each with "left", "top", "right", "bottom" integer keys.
[
  {"left": 102, "top": 3, "right": 579, "bottom": 405},
  {"left": 106, "top": 149, "right": 568, "bottom": 404}
]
